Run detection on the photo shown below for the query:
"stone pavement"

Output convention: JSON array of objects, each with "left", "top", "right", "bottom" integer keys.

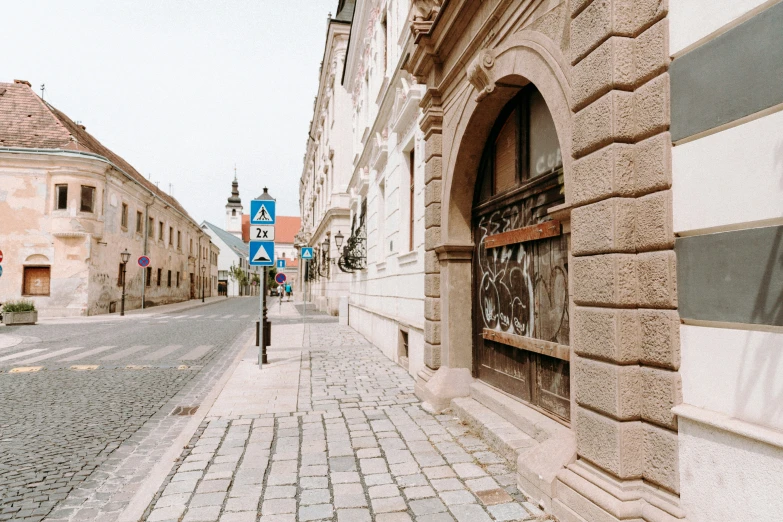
[{"left": 139, "top": 302, "right": 548, "bottom": 522}]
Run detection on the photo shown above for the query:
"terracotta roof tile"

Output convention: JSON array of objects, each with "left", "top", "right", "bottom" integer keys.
[{"left": 0, "top": 81, "right": 198, "bottom": 227}]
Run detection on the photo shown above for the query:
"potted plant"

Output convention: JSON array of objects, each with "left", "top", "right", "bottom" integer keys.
[{"left": 2, "top": 300, "right": 38, "bottom": 325}]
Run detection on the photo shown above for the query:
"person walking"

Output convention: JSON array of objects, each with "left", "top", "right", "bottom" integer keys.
[{"left": 285, "top": 283, "right": 292, "bottom": 301}]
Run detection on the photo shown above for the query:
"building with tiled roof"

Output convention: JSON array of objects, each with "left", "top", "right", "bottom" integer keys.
[{"left": 0, "top": 80, "right": 217, "bottom": 315}]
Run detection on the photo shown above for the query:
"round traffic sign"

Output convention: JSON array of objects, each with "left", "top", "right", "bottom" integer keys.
[
  {"left": 0, "top": 249, "right": 4, "bottom": 262},
  {"left": 275, "top": 273, "right": 287, "bottom": 284},
  {"left": 138, "top": 255, "right": 151, "bottom": 267}
]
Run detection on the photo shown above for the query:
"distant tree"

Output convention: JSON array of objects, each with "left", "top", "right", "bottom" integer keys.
[{"left": 228, "top": 264, "right": 248, "bottom": 295}]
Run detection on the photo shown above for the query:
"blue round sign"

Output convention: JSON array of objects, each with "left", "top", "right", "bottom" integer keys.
[
  {"left": 138, "top": 255, "right": 150, "bottom": 268},
  {"left": 275, "top": 273, "right": 286, "bottom": 284},
  {"left": 0, "top": 265, "right": 3, "bottom": 277}
]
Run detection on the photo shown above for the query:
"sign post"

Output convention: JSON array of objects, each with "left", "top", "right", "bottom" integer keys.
[{"left": 250, "top": 187, "right": 276, "bottom": 368}]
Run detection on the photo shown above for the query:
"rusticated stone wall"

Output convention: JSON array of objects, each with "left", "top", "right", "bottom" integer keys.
[{"left": 567, "top": 0, "right": 682, "bottom": 498}]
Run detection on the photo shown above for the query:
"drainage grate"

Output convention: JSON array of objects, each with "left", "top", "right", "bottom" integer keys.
[{"left": 171, "top": 406, "right": 199, "bottom": 416}]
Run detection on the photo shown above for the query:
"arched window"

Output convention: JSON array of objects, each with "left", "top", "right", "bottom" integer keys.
[{"left": 476, "top": 85, "right": 563, "bottom": 204}]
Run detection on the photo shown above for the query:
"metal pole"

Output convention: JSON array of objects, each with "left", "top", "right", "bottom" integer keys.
[
  {"left": 201, "top": 276, "right": 205, "bottom": 302},
  {"left": 120, "top": 263, "right": 127, "bottom": 316},
  {"left": 259, "top": 266, "right": 268, "bottom": 367}
]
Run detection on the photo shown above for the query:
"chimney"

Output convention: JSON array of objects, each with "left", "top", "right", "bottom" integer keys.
[{"left": 14, "top": 79, "right": 32, "bottom": 87}]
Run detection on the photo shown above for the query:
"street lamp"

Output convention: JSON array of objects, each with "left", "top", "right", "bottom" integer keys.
[
  {"left": 334, "top": 230, "right": 344, "bottom": 249},
  {"left": 120, "top": 248, "right": 131, "bottom": 316},
  {"left": 201, "top": 265, "right": 206, "bottom": 303}
]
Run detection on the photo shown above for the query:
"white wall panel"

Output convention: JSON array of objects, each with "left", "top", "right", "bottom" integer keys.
[
  {"left": 681, "top": 324, "right": 783, "bottom": 431},
  {"left": 672, "top": 109, "right": 783, "bottom": 233},
  {"left": 669, "top": 0, "right": 770, "bottom": 55}
]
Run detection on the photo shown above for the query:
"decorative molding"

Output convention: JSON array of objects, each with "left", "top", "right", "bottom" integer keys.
[
  {"left": 410, "top": 0, "right": 445, "bottom": 43},
  {"left": 434, "top": 242, "right": 473, "bottom": 261},
  {"left": 419, "top": 88, "right": 443, "bottom": 139},
  {"left": 467, "top": 48, "right": 497, "bottom": 102}
]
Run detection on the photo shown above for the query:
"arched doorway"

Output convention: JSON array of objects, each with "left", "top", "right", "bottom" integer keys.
[{"left": 471, "top": 84, "right": 570, "bottom": 422}]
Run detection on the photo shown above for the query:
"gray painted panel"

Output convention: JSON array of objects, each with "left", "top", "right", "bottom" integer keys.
[
  {"left": 670, "top": 1, "right": 783, "bottom": 142},
  {"left": 676, "top": 226, "right": 783, "bottom": 326}
]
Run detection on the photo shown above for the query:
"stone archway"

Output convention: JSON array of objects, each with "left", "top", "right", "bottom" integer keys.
[{"left": 418, "top": 31, "right": 574, "bottom": 410}]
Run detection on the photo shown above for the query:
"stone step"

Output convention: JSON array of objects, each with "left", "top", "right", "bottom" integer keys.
[
  {"left": 469, "top": 381, "right": 566, "bottom": 443},
  {"left": 450, "top": 396, "right": 536, "bottom": 464}
]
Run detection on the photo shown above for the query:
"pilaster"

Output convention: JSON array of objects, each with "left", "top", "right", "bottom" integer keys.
[{"left": 556, "top": 1, "right": 685, "bottom": 520}]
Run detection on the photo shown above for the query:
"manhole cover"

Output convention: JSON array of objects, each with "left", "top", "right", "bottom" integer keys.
[{"left": 171, "top": 406, "right": 199, "bottom": 416}]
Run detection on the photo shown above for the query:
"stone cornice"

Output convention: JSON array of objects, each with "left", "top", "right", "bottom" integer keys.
[
  {"left": 434, "top": 242, "right": 473, "bottom": 261},
  {"left": 309, "top": 206, "right": 351, "bottom": 246}
]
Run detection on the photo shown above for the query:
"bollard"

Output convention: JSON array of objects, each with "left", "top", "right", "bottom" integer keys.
[
  {"left": 261, "top": 319, "right": 270, "bottom": 364},
  {"left": 255, "top": 320, "right": 260, "bottom": 347}
]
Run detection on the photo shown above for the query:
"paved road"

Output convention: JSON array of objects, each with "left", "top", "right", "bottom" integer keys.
[{"left": 0, "top": 298, "right": 258, "bottom": 522}]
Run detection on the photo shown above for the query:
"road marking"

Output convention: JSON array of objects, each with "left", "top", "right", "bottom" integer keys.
[
  {"left": 189, "top": 315, "right": 203, "bottom": 319},
  {"left": 179, "top": 345, "right": 213, "bottom": 360},
  {"left": 101, "top": 345, "right": 150, "bottom": 361},
  {"left": 205, "top": 314, "right": 218, "bottom": 319},
  {"left": 143, "top": 345, "right": 183, "bottom": 360},
  {"left": 221, "top": 315, "right": 234, "bottom": 319},
  {"left": 71, "top": 365, "right": 99, "bottom": 371},
  {"left": 61, "top": 346, "right": 116, "bottom": 361},
  {"left": 9, "top": 366, "right": 42, "bottom": 373},
  {"left": 239, "top": 314, "right": 249, "bottom": 318},
  {"left": 0, "top": 349, "right": 45, "bottom": 362},
  {"left": 14, "top": 346, "right": 86, "bottom": 365}
]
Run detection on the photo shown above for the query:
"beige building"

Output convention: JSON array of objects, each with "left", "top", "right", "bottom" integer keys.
[
  {"left": 298, "top": 1, "right": 356, "bottom": 315},
  {"left": 0, "top": 80, "right": 215, "bottom": 316},
  {"left": 298, "top": 0, "right": 783, "bottom": 521}
]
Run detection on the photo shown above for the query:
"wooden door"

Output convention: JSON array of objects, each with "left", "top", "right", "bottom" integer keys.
[{"left": 473, "top": 171, "right": 571, "bottom": 421}]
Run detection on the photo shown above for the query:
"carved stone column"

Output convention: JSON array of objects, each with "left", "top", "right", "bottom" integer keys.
[{"left": 555, "top": 1, "right": 686, "bottom": 521}]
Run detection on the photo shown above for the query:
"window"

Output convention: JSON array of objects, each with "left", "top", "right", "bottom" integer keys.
[
  {"left": 477, "top": 85, "right": 563, "bottom": 203},
  {"left": 176, "top": 271, "right": 180, "bottom": 287},
  {"left": 157, "top": 268, "right": 162, "bottom": 286},
  {"left": 136, "top": 211, "right": 143, "bottom": 233},
  {"left": 169, "top": 226, "right": 173, "bottom": 246},
  {"left": 381, "top": 14, "right": 388, "bottom": 77},
  {"left": 121, "top": 203, "right": 128, "bottom": 229},
  {"left": 177, "top": 231, "right": 181, "bottom": 250},
  {"left": 159, "top": 221, "right": 164, "bottom": 241},
  {"left": 190, "top": 238, "right": 193, "bottom": 254},
  {"left": 55, "top": 184, "right": 68, "bottom": 210},
  {"left": 148, "top": 217, "right": 154, "bottom": 238},
  {"left": 167, "top": 270, "right": 172, "bottom": 287},
  {"left": 80, "top": 186, "right": 95, "bottom": 212},
  {"left": 408, "top": 148, "right": 415, "bottom": 252},
  {"left": 23, "top": 267, "right": 50, "bottom": 296},
  {"left": 377, "top": 181, "right": 386, "bottom": 260},
  {"left": 232, "top": 209, "right": 236, "bottom": 216},
  {"left": 146, "top": 267, "right": 152, "bottom": 286}
]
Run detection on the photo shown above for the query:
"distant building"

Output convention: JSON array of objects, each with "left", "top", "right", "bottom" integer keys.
[
  {"left": 297, "top": 0, "right": 355, "bottom": 314},
  {"left": 0, "top": 80, "right": 215, "bottom": 316}
]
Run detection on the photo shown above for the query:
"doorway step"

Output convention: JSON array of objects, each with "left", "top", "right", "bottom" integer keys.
[{"left": 451, "top": 381, "right": 576, "bottom": 512}]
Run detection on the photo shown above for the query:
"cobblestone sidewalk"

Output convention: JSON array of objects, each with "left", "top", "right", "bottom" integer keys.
[{"left": 143, "top": 322, "right": 547, "bottom": 522}]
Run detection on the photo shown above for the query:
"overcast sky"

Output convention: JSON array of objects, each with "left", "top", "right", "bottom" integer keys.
[{"left": 1, "top": 1, "right": 335, "bottom": 225}]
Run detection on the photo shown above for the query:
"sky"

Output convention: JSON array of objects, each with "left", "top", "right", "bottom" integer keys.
[{"left": 1, "top": 1, "right": 336, "bottom": 225}]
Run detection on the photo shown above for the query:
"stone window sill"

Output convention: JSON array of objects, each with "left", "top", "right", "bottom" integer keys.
[{"left": 398, "top": 250, "right": 419, "bottom": 266}]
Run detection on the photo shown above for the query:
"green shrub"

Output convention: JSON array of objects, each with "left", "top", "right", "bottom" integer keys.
[{"left": 2, "top": 300, "right": 36, "bottom": 313}]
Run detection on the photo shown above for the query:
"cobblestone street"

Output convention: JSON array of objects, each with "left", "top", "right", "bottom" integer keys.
[
  {"left": 0, "top": 298, "right": 258, "bottom": 522},
  {"left": 142, "top": 304, "right": 547, "bottom": 522}
]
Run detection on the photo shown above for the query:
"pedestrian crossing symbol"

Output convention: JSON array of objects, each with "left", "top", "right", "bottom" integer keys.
[
  {"left": 249, "top": 240, "right": 275, "bottom": 266},
  {"left": 300, "top": 247, "right": 314, "bottom": 260},
  {"left": 250, "top": 200, "right": 276, "bottom": 225}
]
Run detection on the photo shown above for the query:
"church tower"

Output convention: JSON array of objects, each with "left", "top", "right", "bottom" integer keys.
[{"left": 225, "top": 175, "right": 243, "bottom": 238}]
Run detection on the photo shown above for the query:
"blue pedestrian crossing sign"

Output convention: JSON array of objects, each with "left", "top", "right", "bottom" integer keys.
[
  {"left": 250, "top": 200, "right": 275, "bottom": 225},
  {"left": 249, "top": 241, "right": 275, "bottom": 266},
  {"left": 300, "top": 247, "right": 314, "bottom": 260},
  {"left": 276, "top": 259, "right": 286, "bottom": 269}
]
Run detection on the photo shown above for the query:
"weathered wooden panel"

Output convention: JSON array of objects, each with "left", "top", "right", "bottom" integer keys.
[
  {"left": 483, "top": 328, "right": 570, "bottom": 361},
  {"left": 485, "top": 220, "right": 561, "bottom": 249}
]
